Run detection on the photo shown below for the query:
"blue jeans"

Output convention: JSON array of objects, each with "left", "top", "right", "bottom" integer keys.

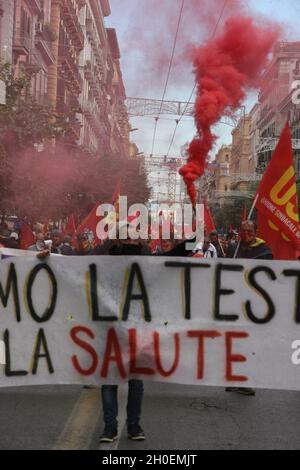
[{"left": 101, "top": 380, "right": 144, "bottom": 429}]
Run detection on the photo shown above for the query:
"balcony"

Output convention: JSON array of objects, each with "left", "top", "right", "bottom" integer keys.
[
  {"left": 230, "top": 174, "right": 262, "bottom": 184},
  {"left": 84, "top": 61, "right": 104, "bottom": 100},
  {"left": 69, "top": 119, "right": 82, "bottom": 141},
  {"left": 83, "top": 102, "right": 103, "bottom": 137},
  {"left": 86, "top": 18, "right": 96, "bottom": 46},
  {"left": 86, "top": 19, "right": 105, "bottom": 76},
  {"left": 61, "top": 0, "right": 84, "bottom": 52},
  {"left": 35, "top": 28, "right": 55, "bottom": 66},
  {"left": 26, "top": 0, "right": 42, "bottom": 15},
  {"left": 102, "top": 112, "right": 112, "bottom": 136},
  {"left": 213, "top": 190, "right": 255, "bottom": 199},
  {"left": 58, "top": 51, "right": 83, "bottom": 95},
  {"left": 84, "top": 61, "right": 94, "bottom": 81},
  {"left": 13, "top": 30, "right": 30, "bottom": 55}
]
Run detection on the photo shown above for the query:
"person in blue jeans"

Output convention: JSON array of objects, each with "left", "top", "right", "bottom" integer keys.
[
  {"left": 98, "top": 231, "right": 150, "bottom": 443},
  {"left": 100, "top": 380, "right": 145, "bottom": 443}
]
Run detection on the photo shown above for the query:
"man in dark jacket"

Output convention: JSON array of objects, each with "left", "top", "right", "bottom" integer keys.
[
  {"left": 226, "top": 220, "right": 273, "bottom": 396},
  {"left": 234, "top": 220, "right": 273, "bottom": 260},
  {"left": 209, "top": 230, "right": 226, "bottom": 258},
  {"left": 60, "top": 235, "right": 74, "bottom": 256}
]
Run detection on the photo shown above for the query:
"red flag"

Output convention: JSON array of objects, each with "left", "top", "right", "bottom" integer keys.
[
  {"left": 20, "top": 221, "right": 35, "bottom": 250},
  {"left": 204, "top": 201, "right": 216, "bottom": 234},
  {"left": 72, "top": 202, "right": 102, "bottom": 248},
  {"left": 73, "top": 181, "right": 122, "bottom": 248},
  {"left": 255, "top": 122, "right": 300, "bottom": 260},
  {"left": 63, "top": 214, "right": 76, "bottom": 237}
]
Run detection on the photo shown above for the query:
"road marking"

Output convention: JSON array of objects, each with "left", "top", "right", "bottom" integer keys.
[{"left": 53, "top": 387, "right": 101, "bottom": 450}]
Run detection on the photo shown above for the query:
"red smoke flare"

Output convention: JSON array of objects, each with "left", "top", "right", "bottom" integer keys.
[{"left": 180, "top": 16, "right": 280, "bottom": 206}]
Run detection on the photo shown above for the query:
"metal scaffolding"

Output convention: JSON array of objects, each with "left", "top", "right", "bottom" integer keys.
[{"left": 142, "top": 155, "right": 186, "bottom": 203}]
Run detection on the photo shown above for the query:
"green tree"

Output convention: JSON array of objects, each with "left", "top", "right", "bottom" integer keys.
[
  {"left": 0, "top": 62, "right": 69, "bottom": 150},
  {"left": 0, "top": 61, "right": 150, "bottom": 221}
]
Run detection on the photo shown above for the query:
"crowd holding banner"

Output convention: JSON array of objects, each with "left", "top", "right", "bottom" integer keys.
[{"left": 1, "top": 121, "right": 300, "bottom": 444}]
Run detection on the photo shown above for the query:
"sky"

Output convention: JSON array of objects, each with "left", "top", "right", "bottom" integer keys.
[{"left": 105, "top": 0, "right": 300, "bottom": 197}]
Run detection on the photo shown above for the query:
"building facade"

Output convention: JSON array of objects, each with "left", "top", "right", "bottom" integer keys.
[
  {"left": 107, "top": 27, "right": 131, "bottom": 158},
  {"left": 230, "top": 115, "right": 252, "bottom": 192},
  {"left": 12, "top": 0, "right": 55, "bottom": 104},
  {"left": 248, "top": 102, "right": 261, "bottom": 174},
  {"left": 0, "top": 0, "right": 14, "bottom": 63},
  {"left": 212, "top": 145, "right": 232, "bottom": 206},
  {"left": 79, "top": 0, "right": 113, "bottom": 156},
  {"left": 46, "top": 0, "right": 131, "bottom": 156},
  {"left": 256, "top": 41, "right": 300, "bottom": 179},
  {"left": 3, "top": 0, "right": 132, "bottom": 158}
]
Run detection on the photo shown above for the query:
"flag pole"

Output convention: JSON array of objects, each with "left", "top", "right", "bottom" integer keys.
[
  {"left": 247, "top": 194, "right": 259, "bottom": 221},
  {"left": 233, "top": 194, "right": 259, "bottom": 259}
]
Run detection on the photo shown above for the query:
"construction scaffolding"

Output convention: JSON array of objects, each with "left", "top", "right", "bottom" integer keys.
[{"left": 141, "top": 155, "right": 186, "bottom": 203}]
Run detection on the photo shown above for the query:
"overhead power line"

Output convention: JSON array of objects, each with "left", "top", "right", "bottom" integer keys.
[
  {"left": 165, "top": 0, "right": 229, "bottom": 158},
  {"left": 150, "top": 0, "right": 186, "bottom": 156}
]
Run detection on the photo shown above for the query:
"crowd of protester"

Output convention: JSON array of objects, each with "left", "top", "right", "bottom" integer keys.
[{"left": 0, "top": 214, "right": 273, "bottom": 260}]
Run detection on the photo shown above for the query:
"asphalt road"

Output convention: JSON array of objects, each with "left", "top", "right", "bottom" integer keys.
[{"left": 0, "top": 382, "right": 299, "bottom": 450}]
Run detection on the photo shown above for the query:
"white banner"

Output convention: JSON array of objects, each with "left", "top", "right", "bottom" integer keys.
[{"left": 0, "top": 254, "right": 300, "bottom": 390}]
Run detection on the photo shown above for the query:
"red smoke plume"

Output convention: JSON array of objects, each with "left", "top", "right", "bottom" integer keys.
[
  {"left": 113, "top": 0, "right": 244, "bottom": 96},
  {"left": 180, "top": 16, "right": 280, "bottom": 206}
]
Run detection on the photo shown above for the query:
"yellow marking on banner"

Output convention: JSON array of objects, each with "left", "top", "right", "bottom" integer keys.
[
  {"left": 270, "top": 166, "right": 296, "bottom": 206},
  {"left": 268, "top": 220, "right": 279, "bottom": 231},
  {"left": 281, "top": 233, "right": 291, "bottom": 242},
  {"left": 85, "top": 271, "right": 92, "bottom": 320}
]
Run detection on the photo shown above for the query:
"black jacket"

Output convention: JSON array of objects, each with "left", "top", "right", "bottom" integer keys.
[
  {"left": 236, "top": 238, "right": 273, "bottom": 260},
  {"left": 163, "top": 238, "right": 196, "bottom": 257},
  {"left": 108, "top": 242, "right": 151, "bottom": 256}
]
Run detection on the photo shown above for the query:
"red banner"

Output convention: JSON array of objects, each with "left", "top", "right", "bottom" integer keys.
[{"left": 255, "top": 122, "right": 300, "bottom": 259}]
